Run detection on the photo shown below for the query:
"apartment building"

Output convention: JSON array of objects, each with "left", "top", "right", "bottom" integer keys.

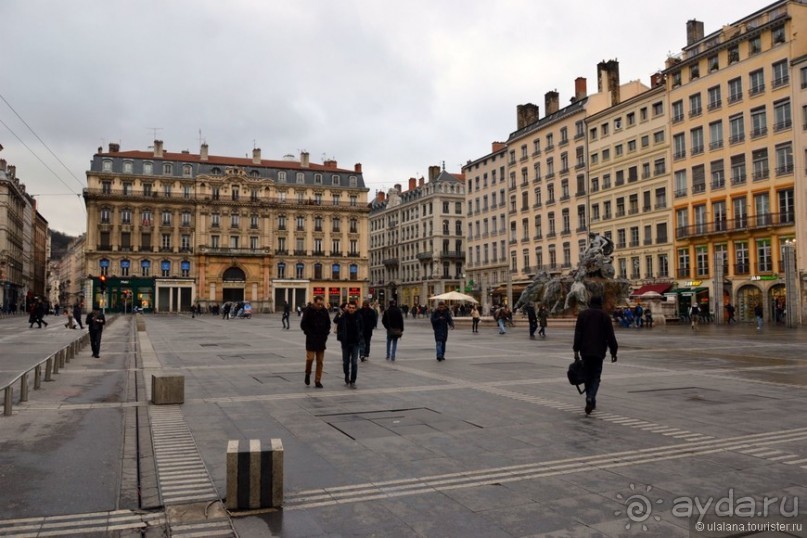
[
  {"left": 497, "top": 61, "right": 648, "bottom": 306},
  {"left": 84, "top": 142, "right": 369, "bottom": 313},
  {"left": 587, "top": 82, "right": 675, "bottom": 295},
  {"left": 0, "top": 158, "right": 48, "bottom": 313},
  {"left": 462, "top": 142, "right": 509, "bottom": 313},
  {"left": 666, "top": 1, "right": 807, "bottom": 322},
  {"left": 368, "top": 166, "right": 465, "bottom": 308}
]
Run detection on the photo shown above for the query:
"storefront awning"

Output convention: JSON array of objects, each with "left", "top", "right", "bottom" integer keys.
[
  {"left": 630, "top": 283, "right": 673, "bottom": 297},
  {"left": 671, "top": 286, "right": 708, "bottom": 296}
]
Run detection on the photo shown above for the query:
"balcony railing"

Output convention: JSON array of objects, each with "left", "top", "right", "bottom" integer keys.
[
  {"left": 675, "top": 212, "right": 793, "bottom": 239},
  {"left": 203, "top": 247, "right": 269, "bottom": 256}
]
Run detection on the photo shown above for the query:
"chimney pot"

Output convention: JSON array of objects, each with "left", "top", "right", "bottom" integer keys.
[
  {"left": 574, "top": 77, "right": 587, "bottom": 101},
  {"left": 354, "top": 162, "right": 362, "bottom": 173}
]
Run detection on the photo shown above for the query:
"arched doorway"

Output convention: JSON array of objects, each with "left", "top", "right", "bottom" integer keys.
[
  {"left": 222, "top": 266, "right": 246, "bottom": 303},
  {"left": 769, "top": 284, "right": 786, "bottom": 324},
  {"left": 736, "top": 284, "right": 762, "bottom": 322}
]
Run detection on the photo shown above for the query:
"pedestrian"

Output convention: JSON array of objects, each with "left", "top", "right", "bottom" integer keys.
[
  {"left": 634, "top": 304, "right": 643, "bottom": 328},
  {"left": 282, "top": 301, "right": 291, "bottom": 329},
  {"left": 525, "top": 302, "right": 538, "bottom": 339},
  {"left": 337, "top": 300, "right": 363, "bottom": 388},
  {"left": 85, "top": 306, "right": 106, "bottom": 358},
  {"left": 73, "top": 304, "right": 84, "bottom": 329},
  {"left": 358, "top": 300, "right": 377, "bottom": 362},
  {"left": 471, "top": 305, "right": 481, "bottom": 333},
  {"left": 300, "top": 295, "right": 330, "bottom": 388},
  {"left": 537, "top": 304, "right": 548, "bottom": 338},
  {"left": 689, "top": 303, "right": 699, "bottom": 330},
  {"left": 495, "top": 306, "right": 507, "bottom": 334},
  {"left": 33, "top": 300, "right": 48, "bottom": 328},
  {"left": 725, "top": 303, "right": 736, "bottom": 324},
  {"left": 381, "top": 300, "right": 404, "bottom": 360},
  {"left": 430, "top": 301, "right": 454, "bottom": 361},
  {"left": 754, "top": 302, "right": 763, "bottom": 330},
  {"left": 572, "top": 295, "right": 618, "bottom": 415},
  {"left": 64, "top": 308, "right": 76, "bottom": 329}
]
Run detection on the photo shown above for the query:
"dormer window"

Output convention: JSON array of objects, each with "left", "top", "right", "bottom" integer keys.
[
  {"left": 250, "top": 170, "right": 260, "bottom": 177},
  {"left": 102, "top": 159, "right": 112, "bottom": 172},
  {"left": 349, "top": 176, "right": 357, "bottom": 187},
  {"left": 278, "top": 171, "right": 287, "bottom": 182},
  {"left": 182, "top": 164, "right": 192, "bottom": 177},
  {"left": 296, "top": 172, "right": 304, "bottom": 183},
  {"left": 332, "top": 174, "right": 340, "bottom": 186},
  {"left": 143, "top": 161, "right": 153, "bottom": 175},
  {"left": 123, "top": 161, "right": 133, "bottom": 174},
  {"left": 211, "top": 167, "right": 222, "bottom": 175},
  {"left": 314, "top": 173, "right": 322, "bottom": 184},
  {"left": 163, "top": 163, "right": 173, "bottom": 175}
]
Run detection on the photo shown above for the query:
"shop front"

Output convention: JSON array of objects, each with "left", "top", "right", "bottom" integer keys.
[
  {"left": 671, "top": 282, "right": 709, "bottom": 318},
  {"left": 92, "top": 276, "right": 156, "bottom": 313}
]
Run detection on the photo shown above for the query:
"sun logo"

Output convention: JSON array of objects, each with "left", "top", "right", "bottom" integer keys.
[{"left": 614, "top": 483, "right": 664, "bottom": 532}]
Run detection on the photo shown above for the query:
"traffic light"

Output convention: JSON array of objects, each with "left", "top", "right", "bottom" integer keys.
[{"left": 99, "top": 275, "right": 107, "bottom": 293}]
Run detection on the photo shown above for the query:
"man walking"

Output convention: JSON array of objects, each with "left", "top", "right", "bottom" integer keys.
[
  {"left": 282, "top": 301, "right": 291, "bottom": 330},
  {"left": 537, "top": 304, "right": 548, "bottom": 338},
  {"left": 725, "top": 303, "right": 736, "bottom": 325},
  {"left": 73, "top": 303, "right": 84, "bottom": 329},
  {"left": 754, "top": 302, "right": 763, "bottom": 330},
  {"left": 381, "top": 300, "right": 404, "bottom": 360},
  {"left": 337, "top": 300, "right": 364, "bottom": 388},
  {"left": 358, "top": 300, "right": 377, "bottom": 362},
  {"left": 525, "top": 303, "right": 538, "bottom": 339},
  {"left": 300, "top": 296, "right": 331, "bottom": 388},
  {"left": 573, "top": 295, "right": 618, "bottom": 415},
  {"left": 85, "top": 306, "right": 106, "bottom": 358},
  {"left": 430, "top": 301, "right": 454, "bottom": 361}
]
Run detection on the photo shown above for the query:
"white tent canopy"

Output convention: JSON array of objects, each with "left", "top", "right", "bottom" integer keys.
[{"left": 429, "top": 291, "right": 479, "bottom": 303}]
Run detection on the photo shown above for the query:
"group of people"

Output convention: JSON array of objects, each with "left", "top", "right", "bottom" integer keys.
[{"left": 613, "top": 304, "right": 653, "bottom": 329}]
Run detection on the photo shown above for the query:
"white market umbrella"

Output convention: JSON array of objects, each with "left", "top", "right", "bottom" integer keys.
[{"left": 429, "top": 291, "right": 479, "bottom": 303}]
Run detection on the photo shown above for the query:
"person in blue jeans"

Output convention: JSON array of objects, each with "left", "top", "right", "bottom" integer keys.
[
  {"left": 381, "top": 300, "right": 404, "bottom": 360},
  {"left": 337, "top": 300, "right": 363, "bottom": 389},
  {"left": 754, "top": 303, "right": 763, "bottom": 330},
  {"left": 430, "top": 301, "right": 454, "bottom": 361}
]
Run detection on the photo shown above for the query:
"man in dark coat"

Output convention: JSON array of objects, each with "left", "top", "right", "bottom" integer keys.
[
  {"left": 381, "top": 300, "right": 404, "bottom": 360},
  {"left": 430, "top": 301, "right": 454, "bottom": 361},
  {"left": 300, "top": 296, "right": 331, "bottom": 388},
  {"left": 358, "top": 300, "right": 377, "bottom": 362},
  {"left": 525, "top": 303, "right": 538, "bottom": 339},
  {"left": 337, "top": 300, "right": 364, "bottom": 388},
  {"left": 85, "top": 306, "right": 106, "bottom": 358},
  {"left": 573, "top": 295, "right": 618, "bottom": 415},
  {"left": 73, "top": 304, "right": 84, "bottom": 329},
  {"left": 282, "top": 301, "right": 291, "bottom": 329}
]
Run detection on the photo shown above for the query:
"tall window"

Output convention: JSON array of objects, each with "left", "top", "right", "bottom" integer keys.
[
  {"left": 141, "top": 260, "right": 151, "bottom": 277},
  {"left": 756, "top": 239, "right": 772, "bottom": 272}
]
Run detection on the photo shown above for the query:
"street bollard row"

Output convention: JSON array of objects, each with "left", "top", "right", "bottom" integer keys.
[{"left": 2, "top": 332, "right": 91, "bottom": 416}]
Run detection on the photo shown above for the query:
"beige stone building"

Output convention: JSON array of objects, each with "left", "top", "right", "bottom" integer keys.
[
  {"left": 494, "top": 61, "right": 648, "bottom": 306},
  {"left": 53, "top": 234, "right": 87, "bottom": 311},
  {"left": 368, "top": 166, "right": 466, "bottom": 309},
  {"left": 0, "top": 158, "right": 49, "bottom": 312},
  {"left": 461, "top": 142, "right": 509, "bottom": 313},
  {"left": 665, "top": 2, "right": 807, "bottom": 323},
  {"left": 587, "top": 82, "right": 675, "bottom": 296},
  {"left": 83, "top": 141, "right": 369, "bottom": 313}
]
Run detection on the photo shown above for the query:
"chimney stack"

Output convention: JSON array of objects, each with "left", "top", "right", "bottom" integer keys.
[
  {"left": 376, "top": 190, "right": 385, "bottom": 204},
  {"left": 200, "top": 143, "right": 209, "bottom": 161},
  {"left": 544, "top": 91, "right": 560, "bottom": 115},
  {"left": 108, "top": 143, "right": 120, "bottom": 153},
  {"left": 153, "top": 140, "right": 164, "bottom": 158},
  {"left": 492, "top": 142, "right": 506, "bottom": 153},
  {"left": 354, "top": 163, "right": 362, "bottom": 173},
  {"left": 428, "top": 165, "right": 441, "bottom": 182},
  {"left": 419, "top": 177, "right": 425, "bottom": 187},
  {"left": 0, "top": 159, "right": 6, "bottom": 172},
  {"left": 408, "top": 177, "right": 417, "bottom": 191},
  {"left": 650, "top": 72, "right": 665, "bottom": 88},
  {"left": 516, "top": 103, "right": 540, "bottom": 129},
  {"left": 252, "top": 147, "right": 261, "bottom": 164},
  {"left": 686, "top": 19, "right": 705, "bottom": 46},
  {"left": 597, "top": 60, "right": 621, "bottom": 106},
  {"left": 300, "top": 151, "right": 310, "bottom": 168},
  {"left": 574, "top": 77, "right": 587, "bottom": 101},
  {"left": 324, "top": 159, "right": 338, "bottom": 169}
]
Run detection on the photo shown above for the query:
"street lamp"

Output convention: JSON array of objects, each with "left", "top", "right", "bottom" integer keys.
[{"left": 784, "top": 240, "right": 797, "bottom": 328}]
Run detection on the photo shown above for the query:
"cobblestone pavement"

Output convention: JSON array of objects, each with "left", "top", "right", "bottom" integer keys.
[{"left": 1, "top": 313, "right": 806, "bottom": 537}]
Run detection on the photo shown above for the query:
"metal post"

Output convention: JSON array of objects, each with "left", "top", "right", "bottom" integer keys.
[
  {"left": 44, "top": 358, "right": 53, "bottom": 381},
  {"left": 52, "top": 352, "right": 60, "bottom": 374},
  {"left": 4, "top": 386, "right": 12, "bottom": 416},
  {"left": 784, "top": 241, "right": 797, "bottom": 328},
  {"left": 34, "top": 365, "right": 41, "bottom": 389},
  {"left": 20, "top": 373, "right": 28, "bottom": 402}
]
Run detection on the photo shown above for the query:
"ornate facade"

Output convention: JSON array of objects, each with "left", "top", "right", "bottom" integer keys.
[{"left": 83, "top": 141, "right": 369, "bottom": 312}]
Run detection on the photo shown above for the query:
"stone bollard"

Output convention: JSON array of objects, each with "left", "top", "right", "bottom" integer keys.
[
  {"left": 59, "top": 348, "right": 66, "bottom": 368},
  {"left": 52, "top": 353, "right": 60, "bottom": 375},
  {"left": 34, "top": 365, "right": 42, "bottom": 390},
  {"left": 226, "top": 439, "right": 283, "bottom": 511},
  {"left": 151, "top": 375, "right": 184, "bottom": 405},
  {"left": 45, "top": 358, "right": 53, "bottom": 381},
  {"left": 20, "top": 373, "right": 28, "bottom": 402},
  {"left": 3, "top": 386, "right": 12, "bottom": 416}
]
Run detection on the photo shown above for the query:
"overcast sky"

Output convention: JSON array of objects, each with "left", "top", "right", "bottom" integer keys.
[{"left": 1, "top": 0, "right": 769, "bottom": 236}]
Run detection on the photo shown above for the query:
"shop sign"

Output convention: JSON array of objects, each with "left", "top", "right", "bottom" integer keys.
[
  {"left": 686, "top": 280, "right": 703, "bottom": 286},
  {"left": 751, "top": 275, "right": 779, "bottom": 281},
  {"left": 349, "top": 287, "right": 361, "bottom": 295},
  {"left": 328, "top": 287, "right": 340, "bottom": 295},
  {"left": 313, "top": 287, "right": 325, "bottom": 295}
]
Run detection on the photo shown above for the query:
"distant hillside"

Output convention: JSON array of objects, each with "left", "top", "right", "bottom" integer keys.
[{"left": 50, "top": 230, "right": 76, "bottom": 260}]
